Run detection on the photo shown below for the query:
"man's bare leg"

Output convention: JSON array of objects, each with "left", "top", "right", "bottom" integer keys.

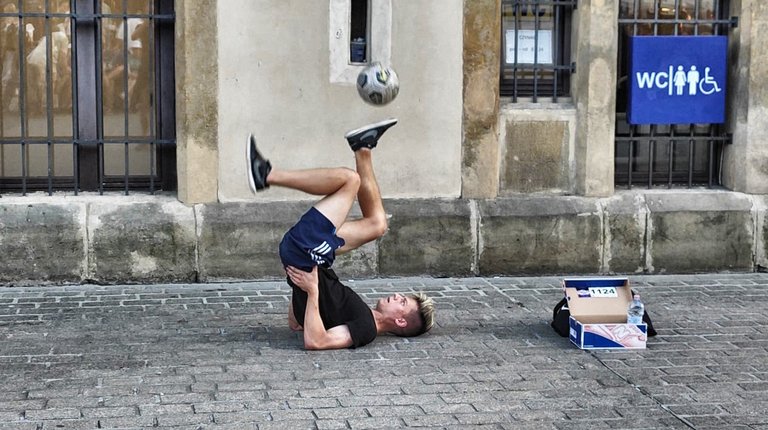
[
  {"left": 333, "top": 119, "right": 397, "bottom": 252},
  {"left": 265, "top": 167, "right": 360, "bottom": 230},
  {"left": 336, "top": 149, "right": 388, "bottom": 253},
  {"left": 248, "top": 134, "right": 360, "bottom": 229}
]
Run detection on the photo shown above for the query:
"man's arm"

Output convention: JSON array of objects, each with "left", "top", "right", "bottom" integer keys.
[{"left": 285, "top": 266, "right": 354, "bottom": 350}]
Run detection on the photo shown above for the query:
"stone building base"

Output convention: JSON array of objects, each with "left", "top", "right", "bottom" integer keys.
[{"left": 1, "top": 191, "right": 765, "bottom": 285}]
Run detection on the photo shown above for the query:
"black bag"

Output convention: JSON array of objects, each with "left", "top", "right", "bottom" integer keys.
[
  {"left": 550, "top": 297, "right": 571, "bottom": 337},
  {"left": 551, "top": 294, "right": 657, "bottom": 337}
]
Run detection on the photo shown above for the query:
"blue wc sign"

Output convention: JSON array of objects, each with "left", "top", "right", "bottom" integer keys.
[{"left": 628, "top": 36, "right": 727, "bottom": 125}]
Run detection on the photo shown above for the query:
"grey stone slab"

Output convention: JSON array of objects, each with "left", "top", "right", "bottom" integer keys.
[
  {"left": 24, "top": 408, "right": 81, "bottom": 420},
  {"left": 378, "top": 199, "right": 474, "bottom": 277},
  {"left": 500, "top": 120, "right": 569, "bottom": 193},
  {"left": 477, "top": 197, "right": 602, "bottom": 275},
  {"left": 0, "top": 203, "right": 86, "bottom": 284},
  {"left": 603, "top": 192, "right": 648, "bottom": 273},
  {"left": 645, "top": 192, "right": 755, "bottom": 272},
  {"left": 2, "top": 193, "right": 768, "bottom": 284},
  {"left": 197, "top": 201, "right": 303, "bottom": 281},
  {"left": 89, "top": 201, "right": 197, "bottom": 283}
]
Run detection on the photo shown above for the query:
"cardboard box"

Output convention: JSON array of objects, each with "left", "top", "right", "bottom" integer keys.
[{"left": 563, "top": 277, "right": 647, "bottom": 350}]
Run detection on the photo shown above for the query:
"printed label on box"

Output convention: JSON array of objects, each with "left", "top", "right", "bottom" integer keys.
[{"left": 587, "top": 287, "right": 618, "bottom": 298}]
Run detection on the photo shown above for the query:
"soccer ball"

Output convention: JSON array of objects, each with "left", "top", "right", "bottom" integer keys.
[{"left": 356, "top": 62, "right": 399, "bottom": 106}]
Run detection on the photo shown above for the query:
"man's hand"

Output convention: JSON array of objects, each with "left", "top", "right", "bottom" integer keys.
[
  {"left": 286, "top": 265, "right": 319, "bottom": 296},
  {"left": 285, "top": 265, "right": 353, "bottom": 350}
]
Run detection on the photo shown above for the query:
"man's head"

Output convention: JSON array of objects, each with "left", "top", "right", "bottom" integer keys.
[{"left": 375, "top": 292, "right": 435, "bottom": 337}]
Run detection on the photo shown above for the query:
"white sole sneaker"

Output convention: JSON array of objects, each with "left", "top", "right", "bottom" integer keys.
[
  {"left": 345, "top": 118, "right": 398, "bottom": 151},
  {"left": 344, "top": 118, "right": 398, "bottom": 140},
  {"left": 246, "top": 133, "right": 257, "bottom": 194}
]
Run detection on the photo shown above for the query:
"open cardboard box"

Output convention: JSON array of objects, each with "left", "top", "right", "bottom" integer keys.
[{"left": 563, "top": 277, "right": 647, "bottom": 349}]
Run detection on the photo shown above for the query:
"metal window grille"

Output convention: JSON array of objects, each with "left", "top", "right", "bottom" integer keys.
[
  {"left": 500, "top": 0, "right": 576, "bottom": 102},
  {"left": 0, "top": 0, "right": 175, "bottom": 196},
  {"left": 615, "top": 0, "right": 734, "bottom": 188}
]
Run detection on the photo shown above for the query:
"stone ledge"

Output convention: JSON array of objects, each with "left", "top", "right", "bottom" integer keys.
[{"left": 0, "top": 192, "right": 765, "bottom": 284}]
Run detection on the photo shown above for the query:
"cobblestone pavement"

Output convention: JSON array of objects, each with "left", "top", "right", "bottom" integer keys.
[{"left": 1, "top": 273, "right": 767, "bottom": 429}]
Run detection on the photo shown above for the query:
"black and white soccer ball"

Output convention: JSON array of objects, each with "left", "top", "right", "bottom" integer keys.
[{"left": 356, "top": 62, "right": 399, "bottom": 106}]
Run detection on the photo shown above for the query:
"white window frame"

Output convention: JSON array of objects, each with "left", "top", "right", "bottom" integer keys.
[{"left": 329, "top": 0, "right": 392, "bottom": 84}]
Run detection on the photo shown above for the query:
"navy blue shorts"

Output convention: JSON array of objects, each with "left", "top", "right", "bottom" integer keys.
[{"left": 279, "top": 207, "right": 346, "bottom": 272}]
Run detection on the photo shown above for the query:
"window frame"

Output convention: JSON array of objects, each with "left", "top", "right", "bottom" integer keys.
[
  {"left": 0, "top": 0, "right": 176, "bottom": 196},
  {"left": 500, "top": 0, "right": 576, "bottom": 103}
]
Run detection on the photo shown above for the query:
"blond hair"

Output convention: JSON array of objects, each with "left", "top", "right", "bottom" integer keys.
[{"left": 398, "top": 292, "right": 435, "bottom": 337}]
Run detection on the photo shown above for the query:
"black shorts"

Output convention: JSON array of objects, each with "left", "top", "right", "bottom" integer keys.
[{"left": 279, "top": 207, "right": 345, "bottom": 271}]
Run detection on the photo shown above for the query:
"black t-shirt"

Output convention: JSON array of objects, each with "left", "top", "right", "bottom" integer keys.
[{"left": 290, "top": 267, "right": 377, "bottom": 348}]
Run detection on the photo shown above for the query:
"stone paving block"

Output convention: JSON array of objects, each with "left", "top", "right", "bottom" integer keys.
[
  {"left": 24, "top": 408, "right": 81, "bottom": 420},
  {"left": 0, "top": 411, "right": 21, "bottom": 421},
  {"left": 138, "top": 404, "right": 192, "bottom": 416},
  {"left": 214, "top": 391, "right": 267, "bottom": 403},
  {"left": 268, "top": 409, "right": 316, "bottom": 421},
  {"left": 312, "top": 406, "right": 368, "bottom": 420},
  {"left": 94, "top": 415, "right": 156, "bottom": 428},
  {"left": 455, "top": 412, "right": 510, "bottom": 426},
  {"left": 345, "top": 416, "right": 406, "bottom": 429},
  {"left": 158, "top": 393, "right": 212, "bottom": 404},
  {"left": 285, "top": 398, "right": 338, "bottom": 409},
  {"left": 80, "top": 406, "right": 137, "bottom": 419},
  {"left": 403, "top": 413, "right": 460, "bottom": 427},
  {"left": 258, "top": 420, "right": 315, "bottom": 430},
  {"left": 44, "top": 398, "right": 99, "bottom": 409},
  {"left": 211, "top": 410, "right": 270, "bottom": 424},
  {"left": 315, "top": 419, "right": 348, "bottom": 430},
  {"left": 0, "top": 400, "right": 46, "bottom": 412},
  {"left": 0, "top": 424, "right": 37, "bottom": 430},
  {"left": 193, "top": 401, "right": 247, "bottom": 414},
  {"left": 38, "top": 419, "right": 101, "bottom": 429},
  {"left": 154, "top": 412, "right": 212, "bottom": 426}
]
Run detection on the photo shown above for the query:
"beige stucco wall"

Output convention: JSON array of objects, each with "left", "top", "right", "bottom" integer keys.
[
  {"left": 724, "top": 0, "right": 768, "bottom": 194},
  {"left": 175, "top": 0, "right": 767, "bottom": 207},
  {"left": 572, "top": 0, "right": 618, "bottom": 197},
  {"left": 175, "top": 0, "right": 219, "bottom": 204},
  {"left": 215, "top": 0, "right": 463, "bottom": 202}
]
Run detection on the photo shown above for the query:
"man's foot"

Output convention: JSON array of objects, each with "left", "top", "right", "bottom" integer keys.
[
  {"left": 345, "top": 118, "right": 398, "bottom": 151},
  {"left": 246, "top": 134, "right": 272, "bottom": 193}
]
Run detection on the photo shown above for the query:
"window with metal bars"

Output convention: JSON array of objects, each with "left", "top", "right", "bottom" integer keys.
[
  {"left": 349, "top": 0, "right": 368, "bottom": 63},
  {"left": 500, "top": 0, "right": 576, "bottom": 102},
  {"left": 0, "top": 0, "right": 175, "bottom": 196},
  {"left": 615, "top": 0, "right": 734, "bottom": 188}
]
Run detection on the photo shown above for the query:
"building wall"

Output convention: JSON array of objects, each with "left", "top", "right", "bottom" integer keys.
[
  {"left": 2, "top": 0, "right": 768, "bottom": 285},
  {"left": 214, "top": 0, "right": 463, "bottom": 202},
  {"left": 723, "top": 0, "right": 768, "bottom": 194}
]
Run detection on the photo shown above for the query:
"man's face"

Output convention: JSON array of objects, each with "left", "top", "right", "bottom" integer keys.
[{"left": 376, "top": 293, "right": 418, "bottom": 319}]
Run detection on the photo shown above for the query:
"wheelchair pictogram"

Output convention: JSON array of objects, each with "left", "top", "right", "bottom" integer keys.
[{"left": 699, "top": 67, "right": 722, "bottom": 95}]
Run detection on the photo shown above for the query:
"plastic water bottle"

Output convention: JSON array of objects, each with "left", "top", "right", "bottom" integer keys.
[{"left": 627, "top": 294, "right": 644, "bottom": 325}]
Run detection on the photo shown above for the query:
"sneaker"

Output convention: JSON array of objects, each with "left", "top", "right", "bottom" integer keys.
[
  {"left": 344, "top": 118, "right": 398, "bottom": 151},
  {"left": 246, "top": 133, "right": 271, "bottom": 193}
]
